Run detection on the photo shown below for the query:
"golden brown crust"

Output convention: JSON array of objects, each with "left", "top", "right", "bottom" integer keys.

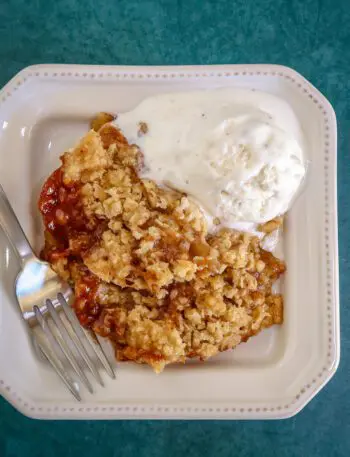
[
  {"left": 258, "top": 216, "right": 283, "bottom": 234},
  {"left": 39, "top": 125, "right": 286, "bottom": 373},
  {"left": 90, "top": 112, "right": 116, "bottom": 132}
]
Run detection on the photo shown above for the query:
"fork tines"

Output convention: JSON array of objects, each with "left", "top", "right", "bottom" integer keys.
[{"left": 33, "top": 293, "right": 115, "bottom": 401}]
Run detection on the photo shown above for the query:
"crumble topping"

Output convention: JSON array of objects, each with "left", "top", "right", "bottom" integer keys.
[{"left": 39, "top": 117, "right": 285, "bottom": 372}]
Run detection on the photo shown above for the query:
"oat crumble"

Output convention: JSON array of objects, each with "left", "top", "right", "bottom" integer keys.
[{"left": 38, "top": 117, "right": 285, "bottom": 373}]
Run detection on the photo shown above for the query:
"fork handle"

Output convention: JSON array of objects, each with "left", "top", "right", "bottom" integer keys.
[{"left": 0, "top": 183, "right": 35, "bottom": 263}]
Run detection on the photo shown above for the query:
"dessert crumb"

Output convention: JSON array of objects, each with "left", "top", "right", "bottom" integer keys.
[{"left": 138, "top": 121, "right": 149, "bottom": 136}]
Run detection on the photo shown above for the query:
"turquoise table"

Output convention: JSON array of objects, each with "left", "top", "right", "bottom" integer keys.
[{"left": 0, "top": 0, "right": 349, "bottom": 455}]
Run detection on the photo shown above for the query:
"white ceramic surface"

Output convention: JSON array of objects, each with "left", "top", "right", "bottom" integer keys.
[{"left": 0, "top": 64, "right": 339, "bottom": 419}]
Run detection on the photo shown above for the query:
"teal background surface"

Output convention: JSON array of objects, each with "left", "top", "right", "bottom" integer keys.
[{"left": 0, "top": 0, "right": 349, "bottom": 455}]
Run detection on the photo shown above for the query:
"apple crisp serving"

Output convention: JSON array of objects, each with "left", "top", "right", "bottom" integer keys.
[{"left": 38, "top": 116, "right": 285, "bottom": 372}]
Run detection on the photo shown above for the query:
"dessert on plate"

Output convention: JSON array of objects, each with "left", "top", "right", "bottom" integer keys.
[{"left": 38, "top": 89, "right": 305, "bottom": 372}]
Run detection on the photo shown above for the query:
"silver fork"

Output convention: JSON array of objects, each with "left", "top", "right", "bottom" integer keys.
[{"left": 0, "top": 184, "right": 115, "bottom": 400}]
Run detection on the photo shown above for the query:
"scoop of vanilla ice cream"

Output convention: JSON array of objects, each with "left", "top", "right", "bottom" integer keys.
[{"left": 115, "top": 89, "right": 306, "bottom": 225}]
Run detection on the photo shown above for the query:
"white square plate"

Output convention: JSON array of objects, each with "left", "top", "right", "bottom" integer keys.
[{"left": 0, "top": 64, "right": 339, "bottom": 419}]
